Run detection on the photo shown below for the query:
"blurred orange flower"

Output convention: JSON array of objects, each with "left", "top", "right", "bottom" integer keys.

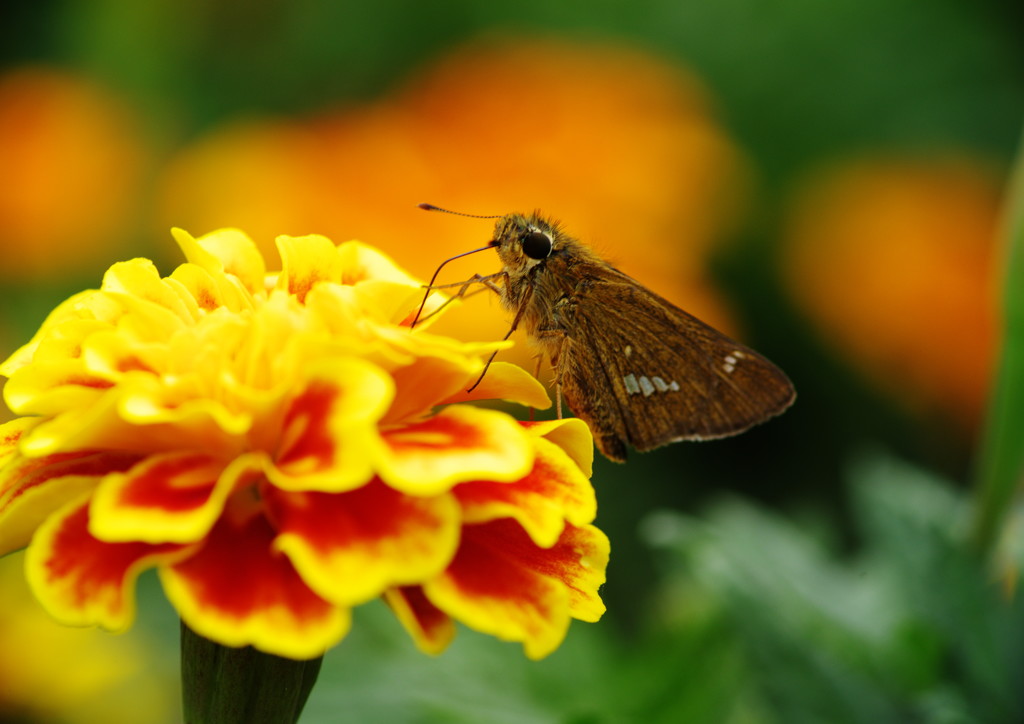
[
  {"left": 0, "top": 67, "right": 147, "bottom": 280},
  {"left": 157, "top": 37, "right": 748, "bottom": 372},
  {"left": 782, "top": 156, "right": 1001, "bottom": 429}
]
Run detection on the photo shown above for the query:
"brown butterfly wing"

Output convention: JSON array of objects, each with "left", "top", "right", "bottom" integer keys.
[{"left": 550, "top": 269, "right": 795, "bottom": 461}]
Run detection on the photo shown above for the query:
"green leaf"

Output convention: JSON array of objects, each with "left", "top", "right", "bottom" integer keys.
[
  {"left": 971, "top": 125, "right": 1024, "bottom": 554},
  {"left": 645, "top": 452, "right": 1024, "bottom": 724}
]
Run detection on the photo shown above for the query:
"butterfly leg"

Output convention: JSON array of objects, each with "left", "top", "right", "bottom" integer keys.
[
  {"left": 414, "top": 278, "right": 501, "bottom": 326},
  {"left": 533, "top": 327, "right": 569, "bottom": 420},
  {"left": 466, "top": 281, "right": 531, "bottom": 393},
  {"left": 412, "top": 272, "right": 505, "bottom": 328},
  {"left": 426, "top": 272, "right": 505, "bottom": 294},
  {"left": 528, "top": 353, "right": 546, "bottom": 421}
]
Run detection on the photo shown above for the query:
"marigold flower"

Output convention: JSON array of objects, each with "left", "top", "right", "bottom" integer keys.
[{"left": 0, "top": 229, "right": 608, "bottom": 660}]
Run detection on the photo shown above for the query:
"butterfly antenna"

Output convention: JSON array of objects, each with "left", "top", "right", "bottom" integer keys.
[
  {"left": 410, "top": 203, "right": 503, "bottom": 328},
  {"left": 418, "top": 202, "right": 502, "bottom": 219}
]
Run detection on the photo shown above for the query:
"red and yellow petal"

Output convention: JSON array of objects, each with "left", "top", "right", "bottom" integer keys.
[
  {"left": 556, "top": 523, "right": 610, "bottom": 622},
  {"left": 0, "top": 450, "right": 142, "bottom": 555},
  {"left": 79, "top": 327, "right": 160, "bottom": 380},
  {"left": 270, "top": 358, "right": 393, "bottom": 492},
  {"left": 170, "top": 261, "right": 252, "bottom": 314},
  {"left": 378, "top": 405, "right": 534, "bottom": 495},
  {"left": 26, "top": 495, "right": 195, "bottom": 631},
  {"left": 266, "top": 480, "right": 460, "bottom": 606},
  {"left": 437, "top": 519, "right": 606, "bottom": 651},
  {"left": 424, "top": 519, "right": 571, "bottom": 659},
  {"left": 89, "top": 452, "right": 262, "bottom": 544},
  {"left": 0, "top": 417, "right": 39, "bottom": 469},
  {"left": 276, "top": 234, "right": 343, "bottom": 304},
  {"left": 384, "top": 586, "right": 456, "bottom": 655},
  {"left": 3, "top": 359, "right": 111, "bottom": 417},
  {"left": 160, "top": 494, "right": 349, "bottom": 659},
  {"left": 454, "top": 435, "right": 596, "bottom": 547}
]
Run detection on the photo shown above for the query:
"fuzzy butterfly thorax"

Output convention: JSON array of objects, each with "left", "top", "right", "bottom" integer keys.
[{"left": 492, "top": 213, "right": 602, "bottom": 329}]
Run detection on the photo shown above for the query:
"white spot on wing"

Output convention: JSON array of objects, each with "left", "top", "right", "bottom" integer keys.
[
  {"left": 625, "top": 373, "right": 680, "bottom": 395},
  {"left": 624, "top": 345, "right": 633, "bottom": 358}
]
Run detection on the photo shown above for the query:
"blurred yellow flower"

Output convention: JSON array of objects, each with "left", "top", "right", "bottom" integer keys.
[
  {"left": 157, "top": 37, "right": 748, "bottom": 370},
  {"left": 782, "top": 156, "right": 1000, "bottom": 429},
  {"left": 0, "top": 67, "right": 147, "bottom": 280},
  {"left": 0, "top": 553, "right": 174, "bottom": 724},
  {"left": 0, "top": 228, "right": 607, "bottom": 660}
]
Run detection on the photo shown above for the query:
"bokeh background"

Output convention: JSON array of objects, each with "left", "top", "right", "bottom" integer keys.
[{"left": 1, "top": 1, "right": 1022, "bottom": 722}]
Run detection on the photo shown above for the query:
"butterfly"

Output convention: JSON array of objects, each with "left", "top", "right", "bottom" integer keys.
[{"left": 416, "top": 205, "right": 795, "bottom": 462}]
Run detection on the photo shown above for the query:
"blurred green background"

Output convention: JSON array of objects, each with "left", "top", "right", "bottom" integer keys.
[{"left": 1, "top": 1, "right": 1022, "bottom": 722}]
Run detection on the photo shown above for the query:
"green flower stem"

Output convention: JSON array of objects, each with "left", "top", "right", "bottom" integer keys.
[
  {"left": 180, "top": 621, "right": 323, "bottom": 724},
  {"left": 971, "top": 124, "right": 1024, "bottom": 555}
]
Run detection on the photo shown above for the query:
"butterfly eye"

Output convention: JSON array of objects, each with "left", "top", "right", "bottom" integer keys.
[{"left": 521, "top": 231, "right": 553, "bottom": 260}]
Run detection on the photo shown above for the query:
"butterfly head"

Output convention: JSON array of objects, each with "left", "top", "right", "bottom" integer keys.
[{"left": 491, "top": 212, "right": 561, "bottom": 275}]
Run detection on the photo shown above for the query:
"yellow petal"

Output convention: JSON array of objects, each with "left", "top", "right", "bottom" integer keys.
[
  {"left": 337, "top": 240, "right": 421, "bottom": 287},
  {"left": 172, "top": 227, "right": 268, "bottom": 295},
  {"left": 101, "top": 259, "right": 197, "bottom": 326},
  {"left": 441, "top": 361, "right": 552, "bottom": 410},
  {"left": 0, "top": 290, "right": 123, "bottom": 378},
  {"left": 522, "top": 418, "right": 594, "bottom": 478}
]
